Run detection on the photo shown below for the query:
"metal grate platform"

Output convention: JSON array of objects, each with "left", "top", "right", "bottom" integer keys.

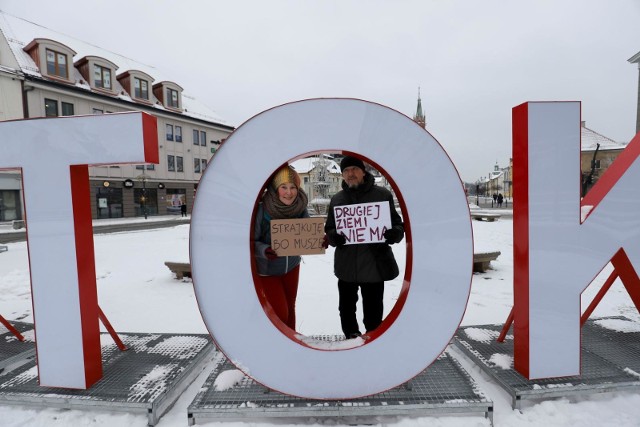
[
  {"left": 0, "top": 329, "right": 215, "bottom": 425},
  {"left": 188, "top": 340, "right": 493, "bottom": 425},
  {"left": 453, "top": 316, "right": 640, "bottom": 409},
  {"left": 0, "top": 320, "right": 36, "bottom": 373}
]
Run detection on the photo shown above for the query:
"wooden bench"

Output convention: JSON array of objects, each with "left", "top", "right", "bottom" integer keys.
[
  {"left": 164, "top": 261, "right": 191, "bottom": 279},
  {"left": 473, "top": 251, "right": 501, "bottom": 273},
  {"left": 166, "top": 253, "right": 500, "bottom": 277},
  {"left": 470, "top": 211, "right": 501, "bottom": 222}
]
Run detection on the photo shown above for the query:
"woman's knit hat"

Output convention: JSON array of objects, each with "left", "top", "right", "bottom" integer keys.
[{"left": 271, "top": 165, "right": 301, "bottom": 189}]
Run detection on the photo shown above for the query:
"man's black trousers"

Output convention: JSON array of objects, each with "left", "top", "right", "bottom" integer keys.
[{"left": 337, "top": 279, "right": 384, "bottom": 337}]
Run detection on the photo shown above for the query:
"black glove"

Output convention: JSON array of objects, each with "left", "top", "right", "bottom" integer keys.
[
  {"left": 265, "top": 247, "right": 278, "bottom": 260},
  {"left": 333, "top": 233, "right": 346, "bottom": 247},
  {"left": 321, "top": 234, "right": 329, "bottom": 249},
  {"left": 384, "top": 228, "right": 402, "bottom": 245}
]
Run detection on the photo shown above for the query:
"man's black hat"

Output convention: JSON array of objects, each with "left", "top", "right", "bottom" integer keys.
[{"left": 340, "top": 156, "right": 366, "bottom": 172}]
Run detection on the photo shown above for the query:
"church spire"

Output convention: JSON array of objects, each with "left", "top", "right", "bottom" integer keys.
[{"left": 413, "top": 87, "right": 426, "bottom": 129}]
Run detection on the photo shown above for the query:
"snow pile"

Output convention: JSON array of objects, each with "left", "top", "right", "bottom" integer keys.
[
  {"left": 295, "top": 334, "right": 365, "bottom": 350},
  {"left": 128, "top": 363, "right": 178, "bottom": 401},
  {"left": 463, "top": 327, "right": 505, "bottom": 344},
  {"left": 146, "top": 336, "right": 209, "bottom": 360},
  {"left": 213, "top": 369, "right": 246, "bottom": 391},
  {"left": 488, "top": 353, "right": 513, "bottom": 370},
  {"left": 595, "top": 317, "right": 640, "bottom": 333}
]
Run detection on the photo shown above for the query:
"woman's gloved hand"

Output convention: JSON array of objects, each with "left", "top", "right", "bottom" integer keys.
[{"left": 265, "top": 247, "right": 278, "bottom": 260}]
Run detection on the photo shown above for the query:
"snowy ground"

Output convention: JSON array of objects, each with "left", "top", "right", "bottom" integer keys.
[{"left": 1, "top": 216, "right": 640, "bottom": 426}]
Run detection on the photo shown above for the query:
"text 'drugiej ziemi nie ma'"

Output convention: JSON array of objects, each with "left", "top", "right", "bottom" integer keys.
[{"left": 334, "top": 201, "right": 391, "bottom": 245}]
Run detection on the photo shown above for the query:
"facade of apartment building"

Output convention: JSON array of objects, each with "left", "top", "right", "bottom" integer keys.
[
  {"left": 0, "top": 12, "right": 234, "bottom": 220},
  {"left": 478, "top": 122, "right": 627, "bottom": 201},
  {"left": 291, "top": 156, "right": 342, "bottom": 199},
  {"left": 580, "top": 121, "right": 628, "bottom": 194}
]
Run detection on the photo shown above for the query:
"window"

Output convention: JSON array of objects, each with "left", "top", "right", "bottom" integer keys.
[
  {"left": 167, "top": 88, "right": 179, "bottom": 108},
  {"left": 46, "top": 49, "right": 68, "bottom": 78},
  {"left": 175, "top": 126, "right": 182, "bottom": 142},
  {"left": 166, "top": 189, "right": 186, "bottom": 214},
  {"left": 136, "top": 165, "right": 145, "bottom": 170},
  {"left": 193, "top": 129, "right": 207, "bottom": 146},
  {"left": 201, "top": 158, "right": 207, "bottom": 172},
  {"left": 194, "top": 158, "right": 201, "bottom": 173},
  {"left": 44, "top": 98, "right": 58, "bottom": 117},
  {"left": 134, "top": 188, "right": 158, "bottom": 217},
  {"left": 167, "top": 155, "right": 175, "bottom": 172},
  {"left": 96, "top": 187, "right": 123, "bottom": 219},
  {"left": 134, "top": 77, "right": 149, "bottom": 100},
  {"left": 61, "top": 102, "right": 74, "bottom": 116},
  {"left": 93, "top": 64, "right": 112, "bottom": 89},
  {"left": 591, "top": 159, "right": 601, "bottom": 169},
  {"left": 166, "top": 124, "right": 174, "bottom": 141},
  {"left": 177, "top": 156, "right": 183, "bottom": 172},
  {"left": 146, "top": 164, "right": 155, "bottom": 170},
  {"left": 93, "top": 108, "right": 104, "bottom": 114}
]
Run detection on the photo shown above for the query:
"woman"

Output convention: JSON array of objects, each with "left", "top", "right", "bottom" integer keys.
[{"left": 254, "top": 165, "right": 309, "bottom": 330}]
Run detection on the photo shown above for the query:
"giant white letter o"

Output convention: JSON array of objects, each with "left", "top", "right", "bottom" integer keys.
[{"left": 190, "top": 99, "right": 472, "bottom": 399}]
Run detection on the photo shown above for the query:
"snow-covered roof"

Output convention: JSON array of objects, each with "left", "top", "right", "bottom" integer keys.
[
  {"left": 475, "top": 123, "right": 626, "bottom": 183},
  {"left": 628, "top": 50, "right": 640, "bottom": 64},
  {"left": 581, "top": 123, "right": 627, "bottom": 151},
  {"left": 0, "top": 11, "right": 230, "bottom": 127}
]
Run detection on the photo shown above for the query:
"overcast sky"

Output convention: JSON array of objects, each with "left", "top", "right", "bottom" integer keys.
[{"left": 2, "top": 0, "right": 639, "bottom": 182}]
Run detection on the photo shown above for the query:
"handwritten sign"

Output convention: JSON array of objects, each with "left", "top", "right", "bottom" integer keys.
[
  {"left": 271, "top": 217, "right": 326, "bottom": 256},
  {"left": 334, "top": 201, "right": 391, "bottom": 245}
]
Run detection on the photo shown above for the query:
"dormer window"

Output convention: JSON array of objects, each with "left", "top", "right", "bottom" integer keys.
[
  {"left": 117, "top": 70, "right": 154, "bottom": 103},
  {"left": 75, "top": 55, "right": 118, "bottom": 93},
  {"left": 152, "top": 81, "right": 183, "bottom": 111},
  {"left": 24, "top": 39, "right": 76, "bottom": 82},
  {"left": 94, "top": 64, "right": 112, "bottom": 89},
  {"left": 134, "top": 77, "right": 149, "bottom": 100},
  {"left": 46, "top": 49, "right": 68, "bottom": 79},
  {"left": 167, "top": 88, "right": 179, "bottom": 108}
]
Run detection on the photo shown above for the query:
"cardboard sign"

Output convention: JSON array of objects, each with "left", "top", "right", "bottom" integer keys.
[
  {"left": 334, "top": 201, "right": 391, "bottom": 244},
  {"left": 270, "top": 217, "right": 326, "bottom": 256}
]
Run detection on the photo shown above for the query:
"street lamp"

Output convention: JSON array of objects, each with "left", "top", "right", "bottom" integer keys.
[{"left": 136, "top": 173, "right": 149, "bottom": 219}]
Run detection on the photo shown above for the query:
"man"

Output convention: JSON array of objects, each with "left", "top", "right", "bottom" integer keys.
[{"left": 324, "top": 156, "right": 404, "bottom": 339}]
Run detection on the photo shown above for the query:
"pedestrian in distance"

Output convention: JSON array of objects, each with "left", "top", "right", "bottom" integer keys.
[
  {"left": 180, "top": 200, "right": 187, "bottom": 217},
  {"left": 324, "top": 156, "right": 404, "bottom": 340},
  {"left": 497, "top": 193, "right": 504, "bottom": 208},
  {"left": 254, "top": 165, "right": 309, "bottom": 330}
]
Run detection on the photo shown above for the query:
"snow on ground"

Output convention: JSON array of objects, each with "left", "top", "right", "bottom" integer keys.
[{"left": 1, "top": 216, "right": 640, "bottom": 426}]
